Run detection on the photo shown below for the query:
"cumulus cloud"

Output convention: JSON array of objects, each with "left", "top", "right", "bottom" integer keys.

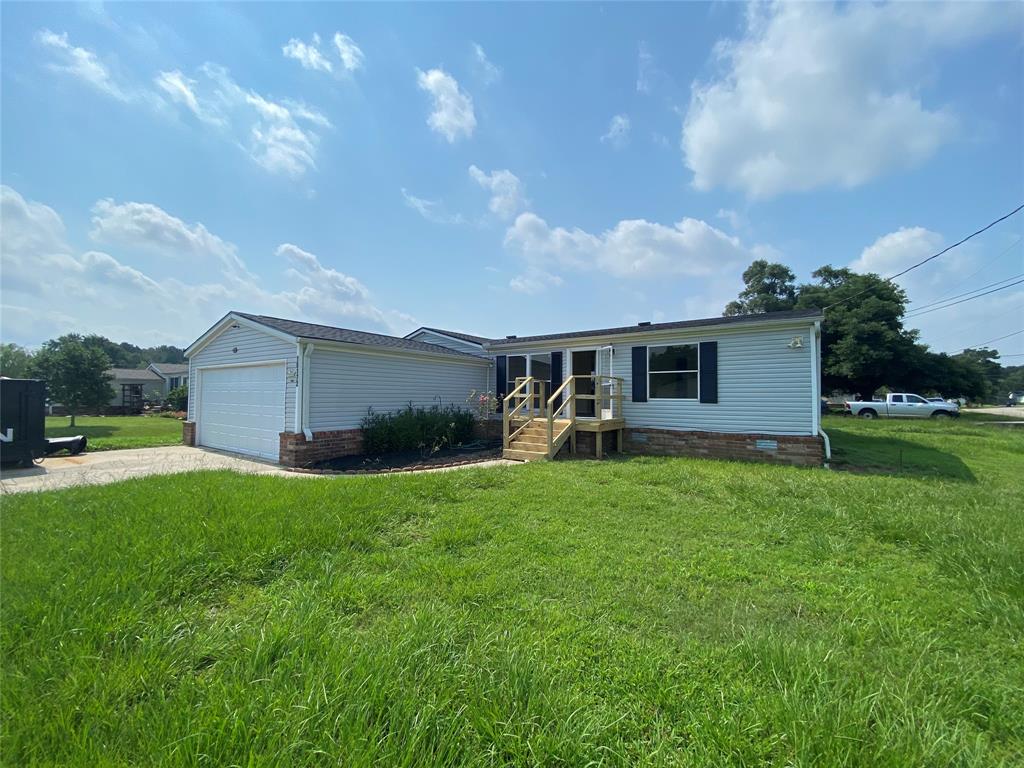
[
  {"left": 601, "top": 114, "right": 631, "bottom": 148},
  {"left": 503, "top": 211, "right": 756, "bottom": 293},
  {"left": 35, "top": 28, "right": 130, "bottom": 101},
  {"left": 472, "top": 43, "right": 501, "bottom": 85},
  {"left": 468, "top": 165, "right": 525, "bottom": 219},
  {"left": 682, "top": 2, "right": 1019, "bottom": 198},
  {"left": 0, "top": 185, "right": 414, "bottom": 346},
  {"left": 416, "top": 68, "right": 476, "bottom": 142},
  {"left": 283, "top": 34, "right": 333, "bottom": 73},
  {"left": 333, "top": 33, "right": 365, "bottom": 72}
]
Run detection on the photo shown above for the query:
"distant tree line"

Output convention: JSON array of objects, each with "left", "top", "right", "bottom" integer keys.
[
  {"left": 0, "top": 335, "right": 188, "bottom": 425},
  {"left": 724, "top": 260, "right": 1022, "bottom": 402}
]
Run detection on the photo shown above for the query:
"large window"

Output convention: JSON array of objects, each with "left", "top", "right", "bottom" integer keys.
[
  {"left": 506, "top": 353, "right": 554, "bottom": 410},
  {"left": 648, "top": 344, "right": 698, "bottom": 400}
]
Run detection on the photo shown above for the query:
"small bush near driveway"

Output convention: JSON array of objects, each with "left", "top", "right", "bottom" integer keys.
[{"left": 361, "top": 403, "right": 475, "bottom": 455}]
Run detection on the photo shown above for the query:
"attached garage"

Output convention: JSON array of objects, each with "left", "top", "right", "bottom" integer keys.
[{"left": 197, "top": 364, "right": 285, "bottom": 460}]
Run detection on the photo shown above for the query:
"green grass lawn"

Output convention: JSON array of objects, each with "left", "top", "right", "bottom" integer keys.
[
  {"left": 45, "top": 414, "right": 183, "bottom": 451},
  {"left": 3, "top": 417, "right": 1022, "bottom": 766}
]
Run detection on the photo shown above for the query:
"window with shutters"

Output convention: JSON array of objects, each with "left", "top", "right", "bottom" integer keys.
[{"left": 648, "top": 344, "right": 699, "bottom": 400}]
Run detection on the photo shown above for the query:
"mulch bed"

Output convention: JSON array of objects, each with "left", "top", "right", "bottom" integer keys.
[{"left": 290, "top": 442, "right": 503, "bottom": 475}]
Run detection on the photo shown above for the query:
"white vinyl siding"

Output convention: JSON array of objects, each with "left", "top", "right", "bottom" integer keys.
[
  {"left": 187, "top": 324, "right": 297, "bottom": 425},
  {"left": 307, "top": 346, "right": 490, "bottom": 431},
  {"left": 405, "top": 330, "right": 486, "bottom": 356},
  {"left": 492, "top": 322, "right": 816, "bottom": 436}
]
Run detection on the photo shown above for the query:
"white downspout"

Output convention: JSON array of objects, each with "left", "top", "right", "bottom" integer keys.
[
  {"left": 301, "top": 343, "right": 313, "bottom": 441},
  {"left": 813, "top": 321, "right": 831, "bottom": 467}
]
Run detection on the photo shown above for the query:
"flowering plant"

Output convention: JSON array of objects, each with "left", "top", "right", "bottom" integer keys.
[{"left": 466, "top": 390, "right": 498, "bottom": 421}]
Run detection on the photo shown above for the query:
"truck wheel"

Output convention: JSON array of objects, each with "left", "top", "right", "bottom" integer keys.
[
  {"left": 859, "top": 409, "right": 877, "bottom": 419},
  {"left": 931, "top": 411, "right": 951, "bottom": 420}
]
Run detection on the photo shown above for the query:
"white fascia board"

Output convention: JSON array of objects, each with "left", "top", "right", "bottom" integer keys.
[
  {"left": 486, "top": 317, "right": 819, "bottom": 353},
  {"left": 185, "top": 312, "right": 297, "bottom": 358},
  {"left": 409, "top": 328, "right": 486, "bottom": 350},
  {"left": 306, "top": 339, "right": 491, "bottom": 366}
]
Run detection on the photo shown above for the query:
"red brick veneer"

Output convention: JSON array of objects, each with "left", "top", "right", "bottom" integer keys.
[
  {"left": 182, "top": 421, "right": 196, "bottom": 446},
  {"left": 278, "top": 429, "right": 364, "bottom": 467}
]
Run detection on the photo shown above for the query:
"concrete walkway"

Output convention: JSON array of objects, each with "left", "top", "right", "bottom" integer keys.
[{"left": 0, "top": 445, "right": 514, "bottom": 494}]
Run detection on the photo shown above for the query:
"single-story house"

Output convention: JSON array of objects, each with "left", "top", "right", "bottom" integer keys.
[
  {"left": 106, "top": 368, "right": 164, "bottom": 411},
  {"left": 147, "top": 362, "right": 190, "bottom": 397},
  {"left": 183, "top": 309, "right": 826, "bottom": 467}
]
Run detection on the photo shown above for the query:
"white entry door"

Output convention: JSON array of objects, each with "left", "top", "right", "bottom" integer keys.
[{"left": 198, "top": 364, "right": 285, "bottom": 460}]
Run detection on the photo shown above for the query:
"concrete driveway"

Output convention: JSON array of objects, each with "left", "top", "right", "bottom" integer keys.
[
  {"left": 962, "top": 406, "right": 1024, "bottom": 420},
  {"left": 0, "top": 445, "right": 514, "bottom": 494},
  {"left": 0, "top": 446, "right": 302, "bottom": 494}
]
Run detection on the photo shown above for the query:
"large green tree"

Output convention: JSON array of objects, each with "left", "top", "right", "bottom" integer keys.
[
  {"left": 0, "top": 343, "right": 34, "bottom": 378},
  {"left": 80, "top": 335, "right": 185, "bottom": 369},
  {"left": 29, "top": 335, "right": 114, "bottom": 426},
  {"left": 723, "top": 260, "right": 798, "bottom": 316},
  {"left": 953, "top": 348, "right": 1002, "bottom": 401}
]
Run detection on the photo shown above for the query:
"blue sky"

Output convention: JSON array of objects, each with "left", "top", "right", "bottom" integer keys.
[{"left": 1, "top": 1, "right": 1022, "bottom": 359}]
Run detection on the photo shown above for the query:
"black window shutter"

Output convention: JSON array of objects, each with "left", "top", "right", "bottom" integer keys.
[
  {"left": 550, "top": 350, "right": 563, "bottom": 408},
  {"left": 495, "top": 355, "right": 507, "bottom": 412},
  {"left": 699, "top": 341, "right": 718, "bottom": 404},
  {"left": 631, "top": 346, "right": 648, "bottom": 402}
]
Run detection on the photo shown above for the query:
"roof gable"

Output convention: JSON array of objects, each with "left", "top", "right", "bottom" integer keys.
[{"left": 406, "top": 327, "right": 491, "bottom": 346}]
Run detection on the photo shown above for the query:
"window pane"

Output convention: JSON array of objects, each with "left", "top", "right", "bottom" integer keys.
[
  {"left": 891, "top": 395, "right": 904, "bottom": 403},
  {"left": 649, "top": 344, "right": 698, "bottom": 372},
  {"left": 906, "top": 395, "right": 926, "bottom": 404},
  {"left": 508, "top": 355, "right": 527, "bottom": 379},
  {"left": 531, "top": 353, "right": 551, "bottom": 382},
  {"left": 649, "top": 371, "right": 698, "bottom": 399}
]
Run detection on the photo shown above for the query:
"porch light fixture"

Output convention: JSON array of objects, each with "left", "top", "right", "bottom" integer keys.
[{"left": 787, "top": 336, "right": 804, "bottom": 349}]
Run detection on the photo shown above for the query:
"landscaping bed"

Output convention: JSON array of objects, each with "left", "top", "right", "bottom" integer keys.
[{"left": 303, "top": 440, "right": 502, "bottom": 474}]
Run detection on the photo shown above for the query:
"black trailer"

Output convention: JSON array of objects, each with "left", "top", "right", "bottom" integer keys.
[{"left": 0, "top": 378, "right": 48, "bottom": 467}]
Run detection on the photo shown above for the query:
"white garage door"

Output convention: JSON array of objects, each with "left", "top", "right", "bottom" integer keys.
[{"left": 198, "top": 364, "right": 285, "bottom": 460}]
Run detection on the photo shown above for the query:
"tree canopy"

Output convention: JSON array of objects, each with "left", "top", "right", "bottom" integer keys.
[
  {"left": 29, "top": 335, "right": 114, "bottom": 426},
  {"left": 0, "top": 343, "right": 33, "bottom": 378},
  {"left": 724, "top": 260, "right": 798, "bottom": 316}
]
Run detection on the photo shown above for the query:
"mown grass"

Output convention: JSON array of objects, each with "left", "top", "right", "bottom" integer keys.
[
  {"left": 3, "top": 417, "right": 1022, "bottom": 766},
  {"left": 45, "top": 415, "right": 182, "bottom": 451}
]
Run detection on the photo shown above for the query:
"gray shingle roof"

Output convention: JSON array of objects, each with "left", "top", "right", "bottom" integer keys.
[
  {"left": 107, "top": 368, "right": 163, "bottom": 381},
  {"left": 410, "top": 327, "right": 492, "bottom": 345},
  {"left": 149, "top": 363, "right": 189, "bottom": 375},
  {"left": 489, "top": 309, "right": 824, "bottom": 347},
  {"left": 235, "top": 313, "right": 487, "bottom": 359}
]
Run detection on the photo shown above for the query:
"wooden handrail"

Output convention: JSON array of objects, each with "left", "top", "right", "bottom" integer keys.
[{"left": 503, "top": 376, "right": 534, "bottom": 449}]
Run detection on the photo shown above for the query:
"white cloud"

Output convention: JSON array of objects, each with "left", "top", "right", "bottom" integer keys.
[
  {"left": 503, "top": 211, "right": 756, "bottom": 293},
  {"left": 509, "top": 270, "right": 564, "bottom": 296},
  {"left": 333, "top": 33, "right": 365, "bottom": 72},
  {"left": 154, "top": 69, "right": 223, "bottom": 126},
  {"left": 400, "top": 188, "right": 465, "bottom": 225},
  {"left": 636, "top": 42, "right": 656, "bottom": 94},
  {"left": 89, "top": 198, "right": 250, "bottom": 277},
  {"left": 682, "top": 2, "right": 1019, "bottom": 198},
  {"left": 283, "top": 34, "right": 333, "bottom": 73},
  {"left": 601, "top": 114, "right": 631, "bottom": 148},
  {"left": 716, "top": 208, "right": 745, "bottom": 231},
  {"left": 468, "top": 165, "right": 525, "bottom": 220},
  {"left": 472, "top": 43, "right": 501, "bottom": 85},
  {"left": 851, "top": 226, "right": 1024, "bottom": 355},
  {"left": 35, "top": 28, "right": 130, "bottom": 101},
  {"left": 0, "top": 185, "right": 414, "bottom": 347},
  {"left": 416, "top": 68, "right": 476, "bottom": 143}
]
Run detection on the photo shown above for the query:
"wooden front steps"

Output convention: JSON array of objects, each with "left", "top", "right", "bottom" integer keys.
[{"left": 503, "top": 418, "right": 572, "bottom": 461}]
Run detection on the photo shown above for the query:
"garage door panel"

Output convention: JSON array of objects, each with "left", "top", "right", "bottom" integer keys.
[{"left": 198, "top": 365, "right": 285, "bottom": 460}]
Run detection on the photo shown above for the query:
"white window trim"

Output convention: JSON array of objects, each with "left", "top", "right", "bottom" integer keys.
[{"left": 647, "top": 343, "right": 700, "bottom": 402}]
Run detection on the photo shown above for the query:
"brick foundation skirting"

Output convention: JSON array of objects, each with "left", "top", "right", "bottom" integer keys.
[
  {"left": 182, "top": 421, "right": 196, "bottom": 446},
  {"left": 622, "top": 428, "right": 823, "bottom": 467},
  {"left": 279, "top": 429, "right": 364, "bottom": 468}
]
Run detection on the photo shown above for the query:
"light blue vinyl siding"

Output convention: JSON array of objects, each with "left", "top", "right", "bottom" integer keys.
[
  {"left": 187, "top": 324, "right": 297, "bottom": 426},
  {"left": 307, "top": 346, "right": 491, "bottom": 431},
  {"left": 489, "top": 322, "right": 816, "bottom": 436},
  {"left": 406, "top": 330, "right": 486, "bottom": 356}
]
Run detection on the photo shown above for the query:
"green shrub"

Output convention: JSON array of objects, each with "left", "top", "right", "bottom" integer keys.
[
  {"left": 166, "top": 384, "right": 188, "bottom": 411},
  {"left": 360, "top": 403, "right": 475, "bottom": 455}
]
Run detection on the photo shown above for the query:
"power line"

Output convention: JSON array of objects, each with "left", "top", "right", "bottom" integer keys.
[
  {"left": 905, "top": 273, "right": 1024, "bottom": 316},
  {"left": 906, "top": 279, "right": 1024, "bottom": 319},
  {"left": 951, "top": 328, "right": 1024, "bottom": 354},
  {"left": 908, "top": 236, "right": 1023, "bottom": 309},
  {"left": 824, "top": 203, "right": 1024, "bottom": 311}
]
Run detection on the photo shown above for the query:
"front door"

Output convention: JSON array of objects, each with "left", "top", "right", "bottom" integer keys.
[{"left": 571, "top": 350, "right": 597, "bottom": 417}]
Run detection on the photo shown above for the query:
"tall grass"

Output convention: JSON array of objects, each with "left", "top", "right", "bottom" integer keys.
[{"left": 2, "top": 416, "right": 1022, "bottom": 765}]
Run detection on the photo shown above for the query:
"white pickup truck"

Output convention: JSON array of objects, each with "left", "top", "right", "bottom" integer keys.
[{"left": 845, "top": 393, "right": 960, "bottom": 420}]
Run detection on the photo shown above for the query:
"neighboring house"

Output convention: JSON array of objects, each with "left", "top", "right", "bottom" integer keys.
[
  {"left": 147, "top": 362, "right": 190, "bottom": 398},
  {"left": 106, "top": 368, "right": 164, "bottom": 411},
  {"left": 184, "top": 309, "right": 826, "bottom": 467}
]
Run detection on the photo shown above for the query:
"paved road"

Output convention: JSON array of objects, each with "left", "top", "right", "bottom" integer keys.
[
  {"left": 0, "top": 446, "right": 513, "bottom": 494},
  {"left": 962, "top": 407, "right": 1024, "bottom": 419}
]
